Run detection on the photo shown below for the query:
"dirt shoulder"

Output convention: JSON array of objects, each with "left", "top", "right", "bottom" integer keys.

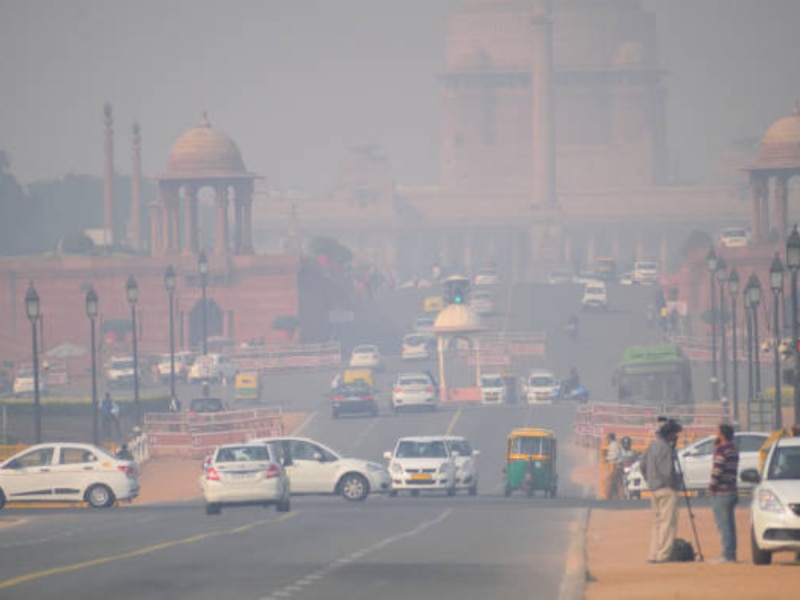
[{"left": 570, "top": 445, "right": 800, "bottom": 600}]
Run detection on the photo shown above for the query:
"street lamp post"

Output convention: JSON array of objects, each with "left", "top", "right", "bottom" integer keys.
[
  {"left": 770, "top": 253, "right": 784, "bottom": 429},
  {"left": 198, "top": 250, "right": 209, "bottom": 356},
  {"left": 744, "top": 282, "right": 754, "bottom": 427},
  {"left": 748, "top": 274, "right": 763, "bottom": 420},
  {"left": 126, "top": 275, "right": 141, "bottom": 426},
  {"left": 85, "top": 286, "right": 99, "bottom": 446},
  {"left": 24, "top": 282, "right": 42, "bottom": 444},
  {"left": 707, "top": 249, "right": 720, "bottom": 401},
  {"left": 164, "top": 265, "right": 177, "bottom": 402},
  {"left": 716, "top": 257, "right": 729, "bottom": 398},
  {"left": 787, "top": 224, "right": 800, "bottom": 424},
  {"left": 728, "top": 268, "right": 740, "bottom": 426}
]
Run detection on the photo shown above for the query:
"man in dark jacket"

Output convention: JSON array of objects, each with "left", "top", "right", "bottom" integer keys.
[
  {"left": 709, "top": 423, "right": 739, "bottom": 563},
  {"left": 640, "top": 419, "right": 682, "bottom": 562}
]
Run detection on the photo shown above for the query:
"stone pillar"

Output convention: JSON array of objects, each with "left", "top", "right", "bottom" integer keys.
[
  {"left": 233, "top": 199, "right": 243, "bottom": 254},
  {"left": 531, "top": 0, "right": 555, "bottom": 208},
  {"left": 214, "top": 184, "right": 229, "bottom": 257},
  {"left": 130, "top": 122, "right": 142, "bottom": 250},
  {"left": 148, "top": 200, "right": 162, "bottom": 257},
  {"left": 103, "top": 103, "right": 115, "bottom": 246},
  {"left": 241, "top": 199, "right": 254, "bottom": 254},
  {"left": 775, "top": 175, "right": 788, "bottom": 246},
  {"left": 751, "top": 173, "right": 762, "bottom": 244},
  {"left": 182, "top": 185, "right": 197, "bottom": 256},
  {"left": 161, "top": 183, "right": 180, "bottom": 254}
]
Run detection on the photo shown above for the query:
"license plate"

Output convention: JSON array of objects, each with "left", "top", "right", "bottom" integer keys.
[{"left": 411, "top": 473, "right": 432, "bottom": 481}]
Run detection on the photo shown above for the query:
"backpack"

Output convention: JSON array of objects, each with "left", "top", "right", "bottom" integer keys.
[{"left": 669, "top": 538, "right": 695, "bottom": 562}]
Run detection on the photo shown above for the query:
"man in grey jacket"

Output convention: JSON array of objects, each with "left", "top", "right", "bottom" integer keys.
[{"left": 640, "top": 419, "right": 682, "bottom": 562}]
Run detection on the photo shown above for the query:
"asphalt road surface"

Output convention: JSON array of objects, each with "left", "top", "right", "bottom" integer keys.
[{"left": 0, "top": 281, "right": 680, "bottom": 600}]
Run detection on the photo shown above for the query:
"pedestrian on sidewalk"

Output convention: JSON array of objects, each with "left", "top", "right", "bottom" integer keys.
[
  {"left": 605, "top": 432, "right": 623, "bottom": 499},
  {"left": 709, "top": 423, "right": 739, "bottom": 563},
  {"left": 641, "top": 419, "right": 682, "bottom": 563}
]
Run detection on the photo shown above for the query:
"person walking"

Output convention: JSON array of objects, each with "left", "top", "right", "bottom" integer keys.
[
  {"left": 605, "top": 433, "right": 623, "bottom": 499},
  {"left": 709, "top": 423, "right": 739, "bottom": 563},
  {"left": 100, "top": 392, "right": 113, "bottom": 437},
  {"left": 640, "top": 419, "right": 682, "bottom": 563}
]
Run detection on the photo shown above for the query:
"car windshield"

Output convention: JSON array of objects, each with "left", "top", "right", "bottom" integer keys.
[
  {"left": 723, "top": 228, "right": 746, "bottom": 238},
  {"left": 636, "top": 262, "right": 657, "bottom": 271},
  {"left": 415, "top": 318, "right": 434, "bottom": 328},
  {"left": 511, "top": 436, "right": 551, "bottom": 455},
  {"left": 395, "top": 440, "right": 448, "bottom": 458},
  {"left": 447, "top": 439, "right": 472, "bottom": 456},
  {"left": 766, "top": 446, "right": 800, "bottom": 480},
  {"left": 585, "top": 286, "right": 604, "bottom": 295},
  {"left": 15, "top": 370, "right": 33, "bottom": 378},
  {"left": 398, "top": 376, "right": 430, "bottom": 386},
  {"left": 353, "top": 346, "right": 376, "bottom": 354},
  {"left": 339, "top": 381, "right": 370, "bottom": 394},
  {"left": 110, "top": 359, "right": 134, "bottom": 369},
  {"left": 530, "top": 376, "right": 555, "bottom": 387},
  {"left": 481, "top": 376, "right": 504, "bottom": 387},
  {"left": 216, "top": 445, "right": 271, "bottom": 463},
  {"left": 404, "top": 335, "right": 426, "bottom": 346},
  {"left": 190, "top": 398, "right": 225, "bottom": 412}
]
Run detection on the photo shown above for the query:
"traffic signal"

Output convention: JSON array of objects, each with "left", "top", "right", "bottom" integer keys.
[{"left": 443, "top": 276, "right": 469, "bottom": 306}]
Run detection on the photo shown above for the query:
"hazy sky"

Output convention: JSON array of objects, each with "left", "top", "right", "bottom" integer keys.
[{"left": 1, "top": 0, "right": 799, "bottom": 192}]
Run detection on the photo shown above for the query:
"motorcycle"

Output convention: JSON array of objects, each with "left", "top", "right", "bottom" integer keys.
[
  {"left": 561, "top": 382, "right": 589, "bottom": 404},
  {"left": 623, "top": 457, "right": 646, "bottom": 499}
]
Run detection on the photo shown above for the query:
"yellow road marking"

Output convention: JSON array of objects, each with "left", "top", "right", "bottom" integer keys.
[
  {"left": 0, "top": 511, "right": 298, "bottom": 590},
  {"left": 445, "top": 407, "right": 462, "bottom": 435}
]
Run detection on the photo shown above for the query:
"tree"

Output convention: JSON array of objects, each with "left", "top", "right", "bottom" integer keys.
[{"left": 0, "top": 151, "right": 44, "bottom": 255}]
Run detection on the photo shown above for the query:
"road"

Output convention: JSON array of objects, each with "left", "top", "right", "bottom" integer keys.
[{"left": 0, "top": 281, "right": 662, "bottom": 600}]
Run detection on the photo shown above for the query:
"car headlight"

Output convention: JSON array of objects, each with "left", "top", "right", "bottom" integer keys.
[
  {"left": 390, "top": 462, "right": 403, "bottom": 474},
  {"left": 758, "top": 489, "right": 785, "bottom": 514}
]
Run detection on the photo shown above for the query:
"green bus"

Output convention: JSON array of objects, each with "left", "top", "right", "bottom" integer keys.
[{"left": 615, "top": 344, "right": 693, "bottom": 407}]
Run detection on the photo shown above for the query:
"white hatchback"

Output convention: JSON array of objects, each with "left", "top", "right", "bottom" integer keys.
[
  {"left": 384, "top": 436, "right": 457, "bottom": 496},
  {"left": 348, "top": 344, "right": 383, "bottom": 370},
  {"left": 0, "top": 443, "right": 138, "bottom": 509},
  {"left": 522, "top": 370, "right": 561, "bottom": 404},
  {"left": 201, "top": 443, "right": 290, "bottom": 515},
  {"left": 254, "top": 437, "right": 391, "bottom": 501}
]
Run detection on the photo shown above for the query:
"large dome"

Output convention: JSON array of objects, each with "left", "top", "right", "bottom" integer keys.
[
  {"left": 754, "top": 109, "right": 800, "bottom": 169},
  {"left": 163, "top": 115, "right": 248, "bottom": 177},
  {"left": 433, "top": 304, "right": 483, "bottom": 333}
]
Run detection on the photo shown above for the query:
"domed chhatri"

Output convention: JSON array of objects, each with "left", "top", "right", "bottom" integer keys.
[
  {"left": 164, "top": 113, "right": 247, "bottom": 177},
  {"left": 755, "top": 108, "right": 800, "bottom": 169},
  {"left": 433, "top": 304, "right": 483, "bottom": 334}
]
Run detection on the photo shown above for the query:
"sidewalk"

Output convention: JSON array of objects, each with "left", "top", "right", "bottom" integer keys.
[{"left": 572, "top": 450, "right": 799, "bottom": 600}]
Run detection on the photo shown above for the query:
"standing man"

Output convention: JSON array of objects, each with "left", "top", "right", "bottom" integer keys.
[
  {"left": 640, "top": 419, "right": 682, "bottom": 563},
  {"left": 100, "top": 392, "right": 113, "bottom": 437},
  {"left": 606, "top": 433, "right": 623, "bottom": 499},
  {"left": 709, "top": 423, "right": 739, "bottom": 563}
]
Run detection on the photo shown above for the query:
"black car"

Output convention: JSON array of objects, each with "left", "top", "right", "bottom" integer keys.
[
  {"left": 188, "top": 397, "right": 228, "bottom": 415},
  {"left": 331, "top": 381, "right": 378, "bottom": 419}
]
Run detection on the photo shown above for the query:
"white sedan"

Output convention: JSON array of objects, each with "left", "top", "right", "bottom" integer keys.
[
  {"left": 384, "top": 436, "right": 457, "bottom": 496},
  {"left": 391, "top": 373, "right": 438, "bottom": 412},
  {"left": 200, "top": 443, "right": 290, "bottom": 515},
  {"left": 0, "top": 442, "right": 139, "bottom": 509},
  {"left": 348, "top": 345, "right": 383, "bottom": 370},
  {"left": 401, "top": 334, "right": 431, "bottom": 361},
  {"left": 678, "top": 432, "right": 769, "bottom": 493},
  {"left": 254, "top": 437, "right": 391, "bottom": 501}
]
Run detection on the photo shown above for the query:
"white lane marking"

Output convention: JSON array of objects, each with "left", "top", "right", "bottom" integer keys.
[
  {"left": 258, "top": 509, "right": 452, "bottom": 600},
  {"left": 445, "top": 408, "right": 462, "bottom": 435},
  {"left": 291, "top": 412, "right": 317, "bottom": 435}
]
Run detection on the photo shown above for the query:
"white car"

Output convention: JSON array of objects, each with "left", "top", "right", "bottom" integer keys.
[
  {"left": 522, "top": 370, "right": 561, "bottom": 404},
  {"left": 188, "top": 353, "right": 237, "bottom": 384},
  {"left": 200, "top": 443, "right": 290, "bottom": 515},
  {"left": 474, "top": 267, "right": 499, "bottom": 286},
  {"left": 469, "top": 289, "right": 494, "bottom": 315},
  {"left": 480, "top": 373, "right": 507, "bottom": 404},
  {"left": 581, "top": 281, "right": 608, "bottom": 311},
  {"left": 743, "top": 436, "right": 800, "bottom": 565},
  {"left": 0, "top": 442, "right": 139, "bottom": 509},
  {"left": 546, "top": 269, "right": 572, "bottom": 285},
  {"left": 444, "top": 436, "right": 480, "bottom": 495},
  {"left": 678, "top": 432, "right": 769, "bottom": 493},
  {"left": 106, "top": 355, "right": 136, "bottom": 388},
  {"left": 384, "top": 436, "right": 457, "bottom": 496},
  {"left": 401, "top": 333, "right": 431, "bottom": 361},
  {"left": 391, "top": 373, "right": 438, "bottom": 412},
  {"left": 254, "top": 437, "right": 391, "bottom": 501},
  {"left": 572, "top": 271, "right": 599, "bottom": 286},
  {"left": 632, "top": 260, "right": 658, "bottom": 285},
  {"left": 348, "top": 344, "right": 383, "bottom": 370},
  {"left": 718, "top": 226, "right": 751, "bottom": 248},
  {"left": 12, "top": 368, "right": 47, "bottom": 396}
]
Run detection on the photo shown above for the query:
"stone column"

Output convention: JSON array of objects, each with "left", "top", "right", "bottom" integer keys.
[
  {"left": 531, "top": 0, "right": 555, "bottom": 208},
  {"left": 214, "top": 184, "right": 229, "bottom": 257},
  {"left": 775, "top": 175, "right": 788, "bottom": 246},
  {"left": 103, "top": 103, "right": 115, "bottom": 246},
  {"left": 130, "top": 122, "right": 142, "bottom": 250},
  {"left": 161, "top": 183, "right": 181, "bottom": 254},
  {"left": 182, "top": 185, "right": 197, "bottom": 256},
  {"left": 233, "top": 199, "right": 243, "bottom": 254},
  {"left": 148, "top": 200, "right": 162, "bottom": 257},
  {"left": 750, "top": 172, "right": 762, "bottom": 244},
  {"left": 241, "top": 198, "right": 254, "bottom": 254}
]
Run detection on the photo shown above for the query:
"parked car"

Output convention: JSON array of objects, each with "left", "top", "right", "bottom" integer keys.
[
  {"left": 522, "top": 369, "right": 561, "bottom": 404},
  {"left": 391, "top": 373, "right": 438, "bottom": 412},
  {"left": 253, "top": 437, "right": 391, "bottom": 501},
  {"left": 188, "top": 397, "right": 228, "bottom": 415},
  {"left": 742, "top": 436, "right": 800, "bottom": 564},
  {"left": 678, "top": 432, "right": 770, "bottom": 493},
  {"left": 581, "top": 281, "right": 608, "bottom": 311},
  {"left": 331, "top": 380, "right": 378, "bottom": 418},
  {"left": 718, "top": 226, "right": 751, "bottom": 248},
  {"left": 200, "top": 443, "right": 290, "bottom": 515},
  {"left": 156, "top": 351, "right": 194, "bottom": 383},
  {"left": 401, "top": 333, "right": 432, "bottom": 361},
  {"left": 384, "top": 436, "right": 457, "bottom": 496},
  {"left": 12, "top": 367, "right": 47, "bottom": 397},
  {"left": 188, "top": 353, "right": 236, "bottom": 384},
  {"left": 444, "top": 436, "right": 480, "bottom": 495},
  {"left": 0, "top": 442, "right": 139, "bottom": 509},
  {"left": 348, "top": 345, "right": 383, "bottom": 370},
  {"left": 470, "top": 289, "right": 494, "bottom": 315},
  {"left": 106, "top": 355, "right": 136, "bottom": 388}
]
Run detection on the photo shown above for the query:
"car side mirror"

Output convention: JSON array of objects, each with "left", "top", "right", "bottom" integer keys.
[
  {"left": 383, "top": 451, "right": 392, "bottom": 460},
  {"left": 740, "top": 468, "right": 760, "bottom": 484}
]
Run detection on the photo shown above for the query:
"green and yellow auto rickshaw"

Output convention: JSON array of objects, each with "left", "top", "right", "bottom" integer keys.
[{"left": 504, "top": 428, "right": 558, "bottom": 498}]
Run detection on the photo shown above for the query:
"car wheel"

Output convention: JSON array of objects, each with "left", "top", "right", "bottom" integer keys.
[
  {"left": 0, "top": 488, "right": 5, "bottom": 510},
  {"left": 206, "top": 503, "right": 221, "bottom": 516},
  {"left": 339, "top": 473, "right": 369, "bottom": 502},
  {"left": 751, "top": 527, "right": 772, "bottom": 565},
  {"left": 86, "top": 484, "right": 115, "bottom": 509},
  {"left": 276, "top": 495, "right": 291, "bottom": 513},
  {"left": 468, "top": 484, "right": 478, "bottom": 497}
]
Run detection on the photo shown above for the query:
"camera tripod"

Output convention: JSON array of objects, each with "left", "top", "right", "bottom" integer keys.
[{"left": 673, "top": 446, "right": 705, "bottom": 562}]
